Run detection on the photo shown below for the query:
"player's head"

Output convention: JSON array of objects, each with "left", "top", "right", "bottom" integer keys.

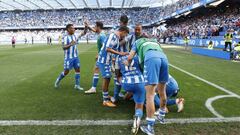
[
  {"left": 66, "top": 24, "right": 75, "bottom": 35},
  {"left": 135, "top": 24, "right": 142, "bottom": 37},
  {"left": 120, "top": 15, "right": 128, "bottom": 26},
  {"left": 118, "top": 26, "right": 129, "bottom": 39},
  {"left": 95, "top": 21, "right": 103, "bottom": 33}
]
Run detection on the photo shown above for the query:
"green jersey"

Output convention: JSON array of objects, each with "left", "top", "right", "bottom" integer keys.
[
  {"left": 132, "top": 38, "right": 164, "bottom": 69},
  {"left": 97, "top": 31, "right": 106, "bottom": 53}
]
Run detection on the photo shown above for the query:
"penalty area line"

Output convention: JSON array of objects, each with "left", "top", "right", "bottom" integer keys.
[{"left": 0, "top": 117, "right": 240, "bottom": 126}]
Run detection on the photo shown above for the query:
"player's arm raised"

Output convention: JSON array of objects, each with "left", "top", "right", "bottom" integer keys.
[
  {"left": 86, "top": 22, "right": 96, "bottom": 33},
  {"left": 77, "top": 21, "right": 88, "bottom": 39},
  {"left": 80, "top": 26, "right": 88, "bottom": 37}
]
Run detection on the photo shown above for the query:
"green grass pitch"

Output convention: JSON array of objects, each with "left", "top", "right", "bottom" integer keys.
[{"left": 0, "top": 43, "right": 239, "bottom": 134}]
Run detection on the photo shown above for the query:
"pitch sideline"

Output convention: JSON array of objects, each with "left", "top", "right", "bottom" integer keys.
[{"left": 0, "top": 117, "right": 240, "bottom": 126}]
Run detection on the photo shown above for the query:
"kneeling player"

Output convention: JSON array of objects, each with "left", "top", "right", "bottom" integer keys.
[
  {"left": 154, "top": 75, "right": 184, "bottom": 114},
  {"left": 117, "top": 55, "right": 145, "bottom": 135},
  {"left": 123, "top": 74, "right": 184, "bottom": 114}
]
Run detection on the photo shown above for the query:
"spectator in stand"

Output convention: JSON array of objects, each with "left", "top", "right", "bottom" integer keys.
[{"left": 0, "top": 0, "right": 202, "bottom": 28}]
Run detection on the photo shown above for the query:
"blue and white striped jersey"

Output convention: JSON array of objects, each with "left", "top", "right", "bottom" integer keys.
[
  {"left": 97, "top": 33, "right": 119, "bottom": 65},
  {"left": 118, "top": 55, "right": 144, "bottom": 84},
  {"left": 111, "top": 25, "right": 134, "bottom": 52},
  {"left": 62, "top": 33, "right": 79, "bottom": 60}
]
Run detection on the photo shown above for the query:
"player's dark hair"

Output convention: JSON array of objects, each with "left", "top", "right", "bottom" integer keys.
[
  {"left": 120, "top": 15, "right": 128, "bottom": 24},
  {"left": 66, "top": 24, "right": 73, "bottom": 30},
  {"left": 118, "top": 26, "right": 129, "bottom": 34},
  {"left": 96, "top": 21, "right": 103, "bottom": 29}
]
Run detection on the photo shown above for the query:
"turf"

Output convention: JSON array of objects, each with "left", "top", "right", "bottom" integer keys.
[
  {"left": 163, "top": 45, "right": 240, "bottom": 95},
  {"left": 0, "top": 44, "right": 239, "bottom": 134},
  {"left": 0, "top": 122, "right": 239, "bottom": 135}
]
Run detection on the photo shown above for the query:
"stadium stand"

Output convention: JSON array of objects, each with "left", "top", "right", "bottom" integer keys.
[
  {"left": 154, "top": 0, "right": 240, "bottom": 51},
  {"left": 0, "top": 8, "right": 162, "bottom": 27},
  {"left": 0, "top": 0, "right": 239, "bottom": 46},
  {"left": 0, "top": 0, "right": 203, "bottom": 28},
  {"left": 163, "top": 5, "right": 240, "bottom": 39}
]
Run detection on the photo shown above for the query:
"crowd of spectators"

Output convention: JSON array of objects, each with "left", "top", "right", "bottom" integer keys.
[
  {"left": 162, "top": 0, "right": 200, "bottom": 17},
  {"left": 0, "top": 0, "right": 202, "bottom": 28},
  {"left": 162, "top": 6, "right": 240, "bottom": 39},
  {"left": 0, "top": 8, "right": 162, "bottom": 27},
  {"left": 2, "top": 0, "right": 239, "bottom": 43}
]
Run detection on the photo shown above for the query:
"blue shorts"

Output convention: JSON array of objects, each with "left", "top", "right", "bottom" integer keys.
[
  {"left": 95, "top": 61, "right": 99, "bottom": 68},
  {"left": 144, "top": 58, "right": 169, "bottom": 85},
  {"left": 98, "top": 63, "right": 112, "bottom": 79},
  {"left": 122, "top": 83, "right": 145, "bottom": 104},
  {"left": 64, "top": 57, "right": 80, "bottom": 70},
  {"left": 166, "top": 84, "right": 179, "bottom": 97}
]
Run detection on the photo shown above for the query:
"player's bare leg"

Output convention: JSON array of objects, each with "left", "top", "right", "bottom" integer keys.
[
  {"left": 145, "top": 85, "right": 157, "bottom": 119},
  {"left": 156, "top": 83, "right": 167, "bottom": 124},
  {"left": 141, "top": 85, "right": 156, "bottom": 135}
]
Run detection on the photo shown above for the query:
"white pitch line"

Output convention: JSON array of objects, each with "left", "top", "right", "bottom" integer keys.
[
  {"left": 169, "top": 64, "right": 240, "bottom": 98},
  {"left": 0, "top": 117, "right": 240, "bottom": 126},
  {"left": 169, "top": 64, "right": 240, "bottom": 118},
  {"left": 205, "top": 95, "right": 237, "bottom": 118}
]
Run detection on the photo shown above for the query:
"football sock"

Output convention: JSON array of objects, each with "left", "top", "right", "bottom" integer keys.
[
  {"left": 102, "top": 91, "right": 109, "bottom": 101},
  {"left": 58, "top": 72, "right": 65, "bottom": 81},
  {"left": 91, "top": 73, "right": 99, "bottom": 88},
  {"left": 75, "top": 72, "right": 80, "bottom": 86},
  {"left": 135, "top": 109, "right": 143, "bottom": 118}
]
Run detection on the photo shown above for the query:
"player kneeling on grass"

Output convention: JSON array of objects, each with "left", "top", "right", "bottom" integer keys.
[
  {"left": 97, "top": 26, "right": 129, "bottom": 107},
  {"left": 54, "top": 23, "right": 88, "bottom": 90},
  {"left": 154, "top": 75, "right": 184, "bottom": 114},
  {"left": 117, "top": 55, "right": 145, "bottom": 135},
  {"left": 124, "top": 74, "right": 184, "bottom": 114},
  {"left": 126, "top": 38, "right": 168, "bottom": 135}
]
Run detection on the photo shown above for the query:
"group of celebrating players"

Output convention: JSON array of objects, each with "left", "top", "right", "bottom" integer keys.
[{"left": 54, "top": 15, "right": 184, "bottom": 135}]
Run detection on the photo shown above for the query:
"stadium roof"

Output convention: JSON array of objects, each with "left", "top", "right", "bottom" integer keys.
[{"left": 0, "top": 0, "right": 175, "bottom": 11}]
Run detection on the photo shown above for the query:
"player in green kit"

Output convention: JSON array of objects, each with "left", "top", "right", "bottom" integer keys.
[
  {"left": 85, "top": 21, "right": 106, "bottom": 94},
  {"left": 126, "top": 38, "right": 169, "bottom": 135}
]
